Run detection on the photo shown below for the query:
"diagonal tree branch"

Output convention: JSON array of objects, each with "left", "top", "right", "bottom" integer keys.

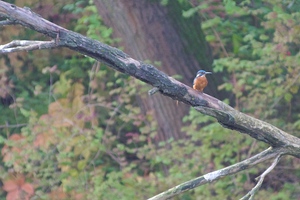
[
  {"left": 148, "top": 147, "right": 284, "bottom": 200},
  {"left": 0, "top": 1, "right": 299, "bottom": 157}
]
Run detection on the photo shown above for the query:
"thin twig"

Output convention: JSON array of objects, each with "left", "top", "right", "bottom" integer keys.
[
  {"left": 0, "top": 19, "right": 16, "bottom": 25},
  {"left": 148, "top": 87, "right": 159, "bottom": 96},
  {"left": 0, "top": 123, "right": 27, "bottom": 129},
  {"left": 0, "top": 40, "right": 58, "bottom": 54},
  {"left": 240, "top": 153, "right": 282, "bottom": 200}
]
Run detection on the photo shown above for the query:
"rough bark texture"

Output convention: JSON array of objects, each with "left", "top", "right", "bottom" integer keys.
[{"left": 94, "top": 0, "right": 216, "bottom": 141}]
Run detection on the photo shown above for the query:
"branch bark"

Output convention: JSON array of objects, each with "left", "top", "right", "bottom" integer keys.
[{"left": 0, "top": 1, "right": 300, "bottom": 198}]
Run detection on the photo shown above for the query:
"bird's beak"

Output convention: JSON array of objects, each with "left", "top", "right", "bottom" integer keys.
[{"left": 205, "top": 72, "right": 212, "bottom": 74}]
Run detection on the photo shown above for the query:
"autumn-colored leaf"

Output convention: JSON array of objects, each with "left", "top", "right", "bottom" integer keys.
[
  {"left": 3, "top": 174, "right": 34, "bottom": 200},
  {"left": 2, "top": 134, "right": 27, "bottom": 164},
  {"left": 8, "top": 134, "right": 24, "bottom": 141},
  {"left": 33, "top": 129, "right": 57, "bottom": 149},
  {"left": 14, "top": 175, "right": 25, "bottom": 187},
  {"left": 48, "top": 187, "right": 67, "bottom": 200},
  {"left": 6, "top": 190, "right": 20, "bottom": 200},
  {"left": 21, "top": 183, "right": 34, "bottom": 196},
  {"left": 48, "top": 99, "right": 69, "bottom": 115},
  {"left": 3, "top": 180, "right": 18, "bottom": 192}
]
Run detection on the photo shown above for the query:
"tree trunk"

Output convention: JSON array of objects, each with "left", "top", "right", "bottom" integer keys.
[{"left": 94, "top": 0, "right": 217, "bottom": 141}]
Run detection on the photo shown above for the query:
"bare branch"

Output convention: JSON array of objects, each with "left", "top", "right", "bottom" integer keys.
[
  {"left": 0, "top": 40, "right": 58, "bottom": 54},
  {"left": 148, "top": 147, "right": 284, "bottom": 200},
  {"left": 0, "top": 19, "right": 16, "bottom": 25},
  {"left": 148, "top": 87, "right": 159, "bottom": 96},
  {"left": 0, "top": 123, "right": 27, "bottom": 129},
  {"left": 240, "top": 154, "right": 282, "bottom": 200}
]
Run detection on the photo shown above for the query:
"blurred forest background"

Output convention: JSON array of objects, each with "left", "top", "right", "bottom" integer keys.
[{"left": 0, "top": 0, "right": 300, "bottom": 199}]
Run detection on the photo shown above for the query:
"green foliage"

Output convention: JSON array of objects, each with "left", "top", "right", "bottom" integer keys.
[
  {"left": 210, "top": 0, "right": 300, "bottom": 128},
  {"left": 72, "top": 2, "right": 117, "bottom": 44}
]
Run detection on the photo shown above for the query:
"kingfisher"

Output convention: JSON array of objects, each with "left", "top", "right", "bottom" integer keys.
[{"left": 193, "top": 70, "right": 212, "bottom": 92}]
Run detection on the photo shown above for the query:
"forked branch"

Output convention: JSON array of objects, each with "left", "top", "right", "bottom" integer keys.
[
  {"left": 240, "top": 154, "right": 282, "bottom": 200},
  {"left": 148, "top": 147, "right": 284, "bottom": 200}
]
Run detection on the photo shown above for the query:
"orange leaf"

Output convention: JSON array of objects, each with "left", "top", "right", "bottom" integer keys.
[
  {"left": 3, "top": 180, "right": 18, "bottom": 192},
  {"left": 1, "top": 145, "right": 8, "bottom": 156},
  {"left": 14, "top": 175, "right": 25, "bottom": 186},
  {"left": 9, "top": 134, "right": 24, "bottom": 141},
  {"left": 33, "top": 134, "right": 45, "bottom": 148},
  {"left": 73, "top": 192, "right": 84, "bottom": 200},
  {"left": 48, "top": 101, "right": 64, "bottom": 115},
  {"left": 21, "top": 183, "right": 34, "bottom": 196},
  {"left": 6, "top": 190, "right": 20, "bottom": 200},
  {"left": 49, "top": 187, "right": 67, "bottom": 199}
]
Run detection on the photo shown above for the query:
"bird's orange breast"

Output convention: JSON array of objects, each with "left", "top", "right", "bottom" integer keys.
[{"left": 193, "top": 76, "right": 208, "bottom": 92}]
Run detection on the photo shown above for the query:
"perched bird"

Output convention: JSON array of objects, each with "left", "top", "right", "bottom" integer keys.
[{"left": 193, "top": 70, "right": 212, "bottom": 92}]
